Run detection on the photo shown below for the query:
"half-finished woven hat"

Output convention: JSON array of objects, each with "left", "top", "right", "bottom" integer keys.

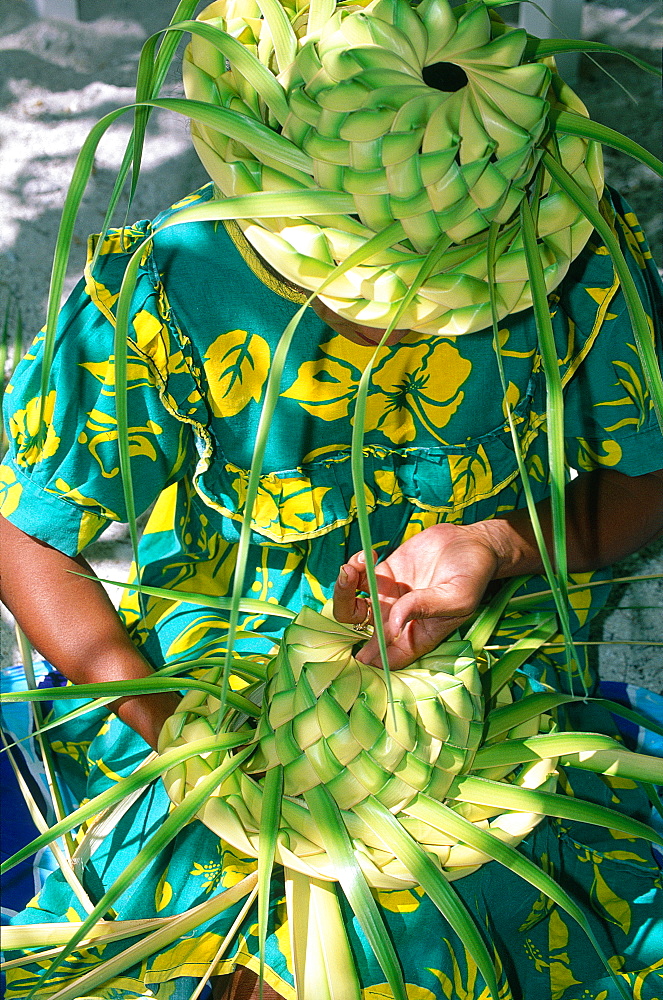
[{"left": 160, "top": 606, "right": 559, "bottom": 886}]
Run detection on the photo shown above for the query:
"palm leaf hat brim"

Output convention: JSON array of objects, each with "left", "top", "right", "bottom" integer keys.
[{"left": 183, "top": 0, "right": 604, "bottom": 334}]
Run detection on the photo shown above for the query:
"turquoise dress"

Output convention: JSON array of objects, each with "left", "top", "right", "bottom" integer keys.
[{"left": 2, "top": 185, "right": 663, "bottom": 999}]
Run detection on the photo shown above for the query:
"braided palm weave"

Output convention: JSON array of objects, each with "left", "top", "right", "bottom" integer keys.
[
  {"left": 183, "top": 0, "right": 604, "bottom": 334},
  {"left": 160, "top": 607, "right": 558, "bottom": 886}
]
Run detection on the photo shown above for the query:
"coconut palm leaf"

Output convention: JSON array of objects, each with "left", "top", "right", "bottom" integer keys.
[
  {"left": 552, "top": 110, "right": 663, "bottom": 176},
  {"left": 353, "top": 795, "right": 499, "bottom": 996},
  {"left": 25, "top": 746, "right": 255, "bottom": 998},
  {"left": 89, "top": 1, "right": 202, "bottom": 268},
  {"left": 474, "top": 732, "right": 663, "bottom": 783},
  {"left": 26, "top": 878, "right": 259, "bottom": 1000},
  {"left": 542, "top": 150, "right": 663, "bottom": 431},
  {"left": 508, "top": 572, "right": 663, "bottom": 608},
  {"left": 0, "top": 677, "right": 260, "bottom": 718},
  {"left": 447, "top": 775, "right": 663, "bottom": 847},
  {"left": 285, "top": 871, "right": 362, "bottom": 1000},
  {"left": 257, "top": 764, "right": 284, "bottom": 985},
  {"left": 0, "top": 735, "right": 251, "bottom": 876},
  {"left": 304, "top": 782, "right": 408, "bottom": 1000},
  {"left": 520, "top": 196, "right": 580, "bottom": 690},
  {"left": 255, "top": 0, "right": 298, "bottom": 72},
  {"left": 0, "top": 731, "right": 95, "bottom": 917},
  {"left": 70, "top": 571, "right": 296, "bottom": 620},
  {"left": 531, "top": 38, "right": 662, "bottom": 78},
  {"left": 350, "top": 234, "right": 453, "bottom": 699},
  {"left": 486, "top": 220, "right": 572, "bottom": 685},
  {"left": 403, "top": 794, "right": 634, "bottom": 1000},
  {"left": 307, "top": 0, "right": 336, "bottom": 36}
]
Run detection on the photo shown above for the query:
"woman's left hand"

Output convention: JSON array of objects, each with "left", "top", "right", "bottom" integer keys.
[
  {"left": 333, "top": 522, "right": 500, "bottom": 669},
  {"left": 332, "top": 468, "right": 663, "bottom": 670}
]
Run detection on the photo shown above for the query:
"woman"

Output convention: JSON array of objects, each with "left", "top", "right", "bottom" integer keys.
[{"left": 1, "top": 0, "right": 663, "bottom": 997}]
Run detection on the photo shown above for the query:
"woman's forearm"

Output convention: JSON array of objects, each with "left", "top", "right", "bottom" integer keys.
[
  {"left": 0, "top": 516, "right": 179, "bottom": 748},
  {"left": 474, "top": 468, "right": 663, "bottom": 579}
]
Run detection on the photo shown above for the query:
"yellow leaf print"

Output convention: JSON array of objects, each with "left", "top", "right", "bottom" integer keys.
[
  {"left": 9, "top": 391, "right": 60, "bottom": 466},
  {"left": 190, "top": 859, "right": 224, "bottom": 892},
  {"left": 0, "top": 464, "right": 23, "bottom": 517},
  {"left": 429, "top": 944, "right": 502, "bottom": 1000},
  {"left": 527, "top": 452, "right": 546, "bottom": 483},
  {"left": 80, "top": 357, "right": 155, "bottom": 394},
  {"left": 375, "top": 884, "right": 425, "bottom": 913},
  {"left": 282, "top": 355, "right": 357, "bottom": 421},
  {"left": 84, "top": 272, "right": 120, "bottom": 325},
  {"left": 548, "top": 908, "right": 569, "bottom": 950},
  {"left": 374, "top": 469, "right": 405, "bottom": 505},
  {"left": 283, "top": 334, "right": 472, "bottom": 444},
  {"left": 77, "top": 510, "right": 109, "bottom": 550},
  {"left": 144, "top": 482, "right": 178, "bottom": 535},
  {"left": 132, "top": 310, "right": 166, "bottom": 365},
  {"left": 591, "top": 865, "right": 631, "bottom": 934},
  {"left": 585, "top": 287, "right": 618, "bottom": 322},
  {"left": 82, "top": 409, "right": 164, "bottom": 478},
  {"left": 203, "top": 328, "right": 270, "bottom": 418},
  {"left": 497, "top": 326, "right": 537, "bottom": 360},
  {"left": 147, "top": 931, "right": 226, "bottom": 980},
  {"left": 48, "top": 478, "right": 120, "bottom": 526},
  {"left": 567, "top": 573, "right": 594, "bottom": 629},
  {"left": 545, "top": 910, "right": 583, "bottom": 999},
  {"left": 230, "top": 468, "right": 331, "bottom": 539},
  {"left": 575, "top": 437, "right": 622, "bottom": 471},
  {"left": 221, "top": 845, "right": 258, "bottom": 888},
  {"left": 155, "top": 868, "right": 173, "bottom": 912},
  {"left": 51, "top": 740, "right": 92, "bottom": 765},
  {"left": 448, "top": 445, "right": 494, "bottom": 508},
  {"left": 602, "top": 357, "right": 649, "bottom": 432},
  {"left": 550, "top": 960, "right": 581, "bottom": 1000},
  {"left": 502, "top": 381, "right": 522, "bottom": 421},
  {"left": 90, "top": 757, "right": 125, "bottom": 783},
  {"left": 363, "top": 987, "right": 436, "bottom": 999}
]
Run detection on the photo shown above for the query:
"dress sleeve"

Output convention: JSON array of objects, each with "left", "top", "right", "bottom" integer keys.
[
  {"left": 558, "top": 188, "right": 663, "bottom": 477},
  {"left": 0, "top": 223, "right": 199, "bottom": 556}
]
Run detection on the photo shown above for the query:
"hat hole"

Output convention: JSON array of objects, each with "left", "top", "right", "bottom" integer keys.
[{"left": 422, "top": 62, "right": 468, "bottom": 93}]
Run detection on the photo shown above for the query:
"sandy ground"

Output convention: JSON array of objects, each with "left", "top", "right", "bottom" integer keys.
[{"left": 0, "top": 0, "right": 661, "bottom": 689}]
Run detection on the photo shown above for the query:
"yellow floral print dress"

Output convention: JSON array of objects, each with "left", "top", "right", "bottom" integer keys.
[{"left": 2, "top": 184, "right": 663, "bottom": 1000}]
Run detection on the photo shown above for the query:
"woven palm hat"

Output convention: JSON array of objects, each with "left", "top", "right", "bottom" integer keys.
[{"left": 182, "top": 0, "right": 603, "bottom": 335}]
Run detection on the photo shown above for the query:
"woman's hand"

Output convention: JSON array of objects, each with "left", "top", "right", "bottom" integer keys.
[
  {"left": 333, "top": 522, "right": 501, "bottom": 669},
  {"left": 333, "top": 468, "right": 663, "bottom": 671}
]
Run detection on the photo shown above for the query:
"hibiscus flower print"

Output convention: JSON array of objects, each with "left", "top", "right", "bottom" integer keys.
[{"left": 282, "top": 333, "right": 472, "bottom": 444}]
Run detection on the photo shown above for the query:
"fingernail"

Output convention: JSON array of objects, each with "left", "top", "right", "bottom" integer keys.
[{"left": 338, "top": 567, "right": 349, "bottom": 586}]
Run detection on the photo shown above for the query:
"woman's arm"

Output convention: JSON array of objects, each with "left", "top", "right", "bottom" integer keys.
[
  {"left": 0, "top": 516, "right": 180, "bottom": 749},
  {"left": 333, "top": 467, "right": 663, "bottom": 669}
]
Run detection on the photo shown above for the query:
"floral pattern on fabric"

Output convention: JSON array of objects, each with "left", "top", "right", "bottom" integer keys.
[
  {"left": 282, "top": 334, "right": 473, "bottom": 444},
  {"left": 2, "top": 185, "right": 663, "bottom": 1000}
]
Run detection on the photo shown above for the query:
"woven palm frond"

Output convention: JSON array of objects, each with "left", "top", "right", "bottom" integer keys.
[
  {"left": 183, "top": 0, "right": 603, "bottom": 334},
  {"left": 160, "top": 605, "right": 559, "bottom": 885}
]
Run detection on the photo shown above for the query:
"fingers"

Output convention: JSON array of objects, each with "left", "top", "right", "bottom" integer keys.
[
  {"left": 387, "top": 586, "right": 477, "bottom": 636},
  {"left": 355, "top": 616, "right": 456, "bottom": 670},
  {"left": 333, "top": 562, "right": 372, "bottom": 628},
  {"left": 354, "top": 586, "right": 479, "bottom": 670}
]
